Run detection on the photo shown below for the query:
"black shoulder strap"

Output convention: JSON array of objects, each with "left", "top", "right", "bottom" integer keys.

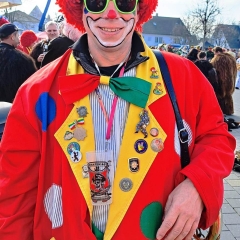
[{"left": 153, "top": 50, "right": 190, "bottom": 168}]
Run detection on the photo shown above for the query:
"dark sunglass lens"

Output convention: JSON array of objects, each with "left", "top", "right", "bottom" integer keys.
[
  {"left": 86, "top": 0, "right": 107, "bottom": 12},
  {"left": 116, "top": 0, "right": 137, "bottom": 12}
]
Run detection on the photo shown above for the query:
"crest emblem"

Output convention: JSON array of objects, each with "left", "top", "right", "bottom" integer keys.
[
  {"left": 88, "top": 161, "right": 111, "bottom": 203},
  {"left": 129, "top": 158, "right": 139, "bottom": 173},
  {"left": 134, "top": 139, "right": 148, "bottom": 154}
]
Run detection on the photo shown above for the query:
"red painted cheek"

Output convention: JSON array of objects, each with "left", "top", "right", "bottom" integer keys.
[{"left": 107, "top": 10, "right": 117, "bottom": 19}]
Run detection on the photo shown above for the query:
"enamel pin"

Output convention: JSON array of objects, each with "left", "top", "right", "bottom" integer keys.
[
  {"left": 129, "top": 158, "right": 139, "bottom": 173},
  {"left": 134, "top": 139, "right": 148, "bottom": 154},
  {"left": 135, "top": 109, "right": 150, "bottom": 138}
]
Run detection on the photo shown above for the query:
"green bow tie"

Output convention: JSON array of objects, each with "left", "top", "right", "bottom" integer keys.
[{"left": 59, "top": 74, "right": 151, "bottom": 108}]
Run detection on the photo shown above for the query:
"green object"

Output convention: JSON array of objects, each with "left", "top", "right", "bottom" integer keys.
[
  {"left": 92, "top": 223, "right": 104, "bottom": 240},
  {"left": 140, "top": 202, "right": 163, "bottom": 240},
  {"left": 110, "top": 77, "right": 151, "bottom": 108}
]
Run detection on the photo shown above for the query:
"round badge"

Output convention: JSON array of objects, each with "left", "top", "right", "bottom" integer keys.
[
  {"left": 76, "top": 106, "right": 88, "bottom": 117},
  {"left": 150, "top": 128, "right": 159, "bottom": 137},
  {"left": 119, "top": 178, "right": 133, "bottom": 192},
  {"left": 70, "top": 150, "right": 82, "bottom": 163},
  {"left": 67, "top": 142, "right": 80, "bottom": 155},
  {"left": 151, "top": 138, "right": 164, "bottom": 152},
  {"left": 134, "top": 139, "right": 148, "bottom": 154}
]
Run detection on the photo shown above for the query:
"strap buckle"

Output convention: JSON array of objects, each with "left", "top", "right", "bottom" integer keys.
[{"left": 178, "top": 128, "right": 188, "bottom": 144}]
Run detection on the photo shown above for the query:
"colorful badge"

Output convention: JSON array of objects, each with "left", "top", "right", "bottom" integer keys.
[
  {"left": 129, "top": 158, "right": 139, "bottom": 173},
  {"left": 119, "top": 178, "right": 133, "bottom": 192},
  {"left": 150, "top": 128, "right": 159, "bottom": 137},
  {"left": 134, "top": 139, "right": 148, "bottom": 154},
  {"left": 73, "top": 127, "right": 87, "bottom": 141},
  {"left": 135, "top": 109, "right": 150, "bottom": 138},
  {"left": 70, "top": 150, "right": 82, "bottom": 163},
  {"left": 67, "top": 142, "right": 80, "bottom": 155},
  {"left": 150, "top": 67, "right": 159, "bottom": 79},
  {"left": 153, "top": 82, "right": 163, "bottom": 95},
  {"left": 151, "top": 138, "right": 164, "bottom": 152},
  {"left": 77, "top": 106, "right": 88, "bottom": 118},
  {"left": 64, "top": 131, "right": 74, "bottom": 140},
  {"left": 88, "top": 161, "right": 111, "bottom": 203}
]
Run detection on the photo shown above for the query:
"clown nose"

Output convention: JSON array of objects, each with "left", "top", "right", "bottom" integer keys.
[{"left": 107, "top": 10, "right": 117, "bottom": 19}]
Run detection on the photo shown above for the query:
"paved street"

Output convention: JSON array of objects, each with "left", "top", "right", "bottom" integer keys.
[{"left": 221, "top": 90, "right": 240, "bottom": 239}]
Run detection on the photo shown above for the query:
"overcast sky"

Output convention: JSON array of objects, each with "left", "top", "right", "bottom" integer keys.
[{"left": 13, "top": 0, "right": 240, "bottom": 24}]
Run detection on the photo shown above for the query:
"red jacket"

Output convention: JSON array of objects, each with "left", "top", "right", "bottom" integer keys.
[{"left": 0, "top": 49, "right": 235, "bottom": 239}]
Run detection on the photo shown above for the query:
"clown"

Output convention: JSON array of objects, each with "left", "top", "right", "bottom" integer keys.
[{"left": 0, "top": 0, "right": 235, "bottom": 240}]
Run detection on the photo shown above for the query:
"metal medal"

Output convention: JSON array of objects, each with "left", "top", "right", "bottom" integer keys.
[
  {"left": 76, "top": 106, "right": 88, "bottom": 118},
  {"left": 119, "top": 178, "right": 133, "bottom": 192},
  {"left": 73, "top": 126, "right": 87, "bottom": 141}
]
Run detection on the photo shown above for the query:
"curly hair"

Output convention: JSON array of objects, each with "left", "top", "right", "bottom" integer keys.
[
  {"left": 56, "top": 0, "right": 158, "bottom": 32},
  {"left": 211, "top": 53, "right": 237, "bottom": 98}
]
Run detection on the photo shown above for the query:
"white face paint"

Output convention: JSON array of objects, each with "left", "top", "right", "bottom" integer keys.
[
  {"left": 82, "top": 2, "right": 139, "bottom": 49},
  {"left": 86, "top": 16, "right": 135, "bottom": 48}
]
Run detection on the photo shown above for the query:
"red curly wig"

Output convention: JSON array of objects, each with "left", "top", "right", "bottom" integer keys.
[
  {"left": 20, "top": 30, "right": 38, "bottom": 47},
  {"left": 56, "top": 0, "right": 158, "bottom": 32}
]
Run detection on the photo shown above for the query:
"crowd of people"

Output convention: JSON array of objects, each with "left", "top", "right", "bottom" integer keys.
[
  {"left": 156, "top": 43, "right": 239, "bottom": 116},
  {"left": 0, "top": 1, "right": 237, "bottom": 239},
  {"left": 0, "top": 16, "right": 82, "bottom": 103}
]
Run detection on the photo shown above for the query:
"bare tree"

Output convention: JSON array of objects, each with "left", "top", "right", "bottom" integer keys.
[{"left": 183, "top": 0, "right": 221, "bottom": 44}]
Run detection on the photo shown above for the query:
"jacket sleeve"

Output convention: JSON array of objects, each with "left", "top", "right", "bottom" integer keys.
[
  {"left": 171, "top": 56, "right": 236, "bottom": 229},
  {"left": 0, "top": 90, "right": 40, "bottom": 239}
]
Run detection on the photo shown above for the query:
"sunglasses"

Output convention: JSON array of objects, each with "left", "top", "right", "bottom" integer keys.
[{"left": 83, "top": 0, "right": 138, "bottom": 14}]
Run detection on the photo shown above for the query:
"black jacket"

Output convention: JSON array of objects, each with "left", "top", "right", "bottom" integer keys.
[
  {"left": 0, "top": 43, "right": 37, "bottom": 103},
  {"left": 30, "top": 36, "right": 74, "bottom": 69}
]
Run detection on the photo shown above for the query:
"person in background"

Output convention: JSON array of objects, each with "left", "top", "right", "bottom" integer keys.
[
  {"left": 0, "top": 23, "right": 37, "bottom": 103},
  {"left": 197, "top": 51, "right": 207, "bottom": 60},
  {"left": 206, "top": 46, "right": 214, "bottom": 61},
  {"left": 211, "top": 53, "right": 237, "bottom": 115},
  {"left": 186, "top": 48, "right": 199, "bottom": 62},
  {"left": 0, "top": 0, "right": 235, "bottom": 239},
  {"left": 213, "top": 46, "right": 223, "bottom": 55},
  {"left": 195, "top": 51, "right": 219, "bottom": 94},
  {"left": 18, "top": 30, "right": 38, "bottom": 55},
  {"left": 30, "top": 21, "right": 60, "bottom": 68},
  {"left": 38, "top": 20, "right": 82, "bottom": 67}
]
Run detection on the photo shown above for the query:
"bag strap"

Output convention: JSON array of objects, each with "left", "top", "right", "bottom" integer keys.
[{"left": 153, "top": 50, "right": 190, "bottom": 168}]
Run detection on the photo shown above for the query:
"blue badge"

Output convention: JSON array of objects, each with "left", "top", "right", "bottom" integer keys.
[
  {"left": 134, "top": 139, "right": 148, "bottom": 154},
  {"left": 67, "top": 142, "right": 80, "bottom": 155}
]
